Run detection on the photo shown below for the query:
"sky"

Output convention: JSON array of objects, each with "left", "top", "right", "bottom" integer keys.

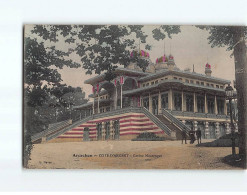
[{"left": 25, "top": 25, "right": 236, "bottom": 99}]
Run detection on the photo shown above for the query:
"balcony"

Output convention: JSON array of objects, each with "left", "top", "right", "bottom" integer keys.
[{"left": 167, "top": 110, "right": 230, "bottom": 120}]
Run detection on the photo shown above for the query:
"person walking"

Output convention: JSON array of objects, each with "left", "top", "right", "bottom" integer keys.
[{"left": 181, "top": 128, "right": 187, "bottom": 144}]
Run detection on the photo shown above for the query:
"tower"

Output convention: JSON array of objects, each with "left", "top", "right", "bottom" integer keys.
[
  {"left": 205, "top": 63, "right": 212, "bottom": 76},
  {"left": 167, "top": 55, "right": 175, "bottom": 70}
]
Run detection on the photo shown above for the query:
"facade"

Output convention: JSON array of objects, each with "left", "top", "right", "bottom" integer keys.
[{"left": 43, "top": 51, "right": 236, "bottom": 143}]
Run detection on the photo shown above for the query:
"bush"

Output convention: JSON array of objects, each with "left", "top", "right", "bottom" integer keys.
[{"left": 132, "top": 132, "right": 166, "bottom": 141}]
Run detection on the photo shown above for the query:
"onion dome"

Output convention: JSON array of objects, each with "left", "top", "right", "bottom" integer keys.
[
  {"left": 205, "top": 63, "right": 211, "bottom": 69},
  {"left": 130, "top": 50, "right": 150, "bottom": 58},
  {"left": 169, "top": 55, "right": 174, "bottom": 60},
  {"left": 205, "top": 63, "right": 212, "bottom": 76},
  {"left": 155, "top": 54, "right": 168, "bottom": 64}
]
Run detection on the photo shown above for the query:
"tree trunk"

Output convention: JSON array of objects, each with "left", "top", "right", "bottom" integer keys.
[{"left": 233, "top": 26, "right": 247, "bottom": 168}]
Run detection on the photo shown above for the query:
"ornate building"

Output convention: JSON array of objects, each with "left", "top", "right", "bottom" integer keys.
[{"left": 33, "top": 51, "right": 236, "bottom": 143}]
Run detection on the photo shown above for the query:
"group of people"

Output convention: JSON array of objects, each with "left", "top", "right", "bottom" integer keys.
[{"left": 181, "top": 127, "right": 202, "bottom": 144}]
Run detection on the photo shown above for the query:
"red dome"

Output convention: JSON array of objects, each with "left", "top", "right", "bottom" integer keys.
[
  {"left": 169, "top": 55, "right": 174, "bottom": 60},
  {"left": 206, "top": 63, "right": 211, "bottom": 69}
]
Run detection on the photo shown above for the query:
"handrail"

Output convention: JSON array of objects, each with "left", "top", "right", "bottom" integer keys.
[
  {"left": 92, "top": 106, "right": 143, "bottom": 120},
  {"left": 46, "top": 115, "right": 93, "bottom": 141},
  {"left": 31, "top": 119, "right": 72, "bottom": 142},
  {"left": 169, "top": 110, "right": 230, "bottom": 120},
  {"left": 45, "top": 108, "right": 142, "bottom": 142},
  {"left": 142, "top": 107, "right": 171, "bottom": 136},
  {"left": 48, "top": 120, "right": 69, "bottom": 129},
  {"left": 162, "top": 109, "right": 190, "bottom": 133},
  {"left": 38, "top": 106, "right": 176, "bottom": 142}
]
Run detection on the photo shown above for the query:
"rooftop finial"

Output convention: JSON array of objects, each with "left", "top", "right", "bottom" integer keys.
[
  {"left": 164, "top": 39, "right": 166, "bottom": 54},
  {"left": 169, "top": 42, "right": 171, "bottom": 55}
]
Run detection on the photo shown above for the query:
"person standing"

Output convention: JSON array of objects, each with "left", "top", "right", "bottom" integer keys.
[
  {"left": 181, "top": 128, "right": 187, "bottom": 144},
  {"left": 196, "top": 128, "right": 202, "bottom": 144},
  {"left": 189, "top": 127, "right": 195, "bottom": 144}
]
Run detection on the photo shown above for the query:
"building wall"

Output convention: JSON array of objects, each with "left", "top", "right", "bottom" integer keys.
[{"left": 48, "top": 112, "right": 166, "bottom": 143}]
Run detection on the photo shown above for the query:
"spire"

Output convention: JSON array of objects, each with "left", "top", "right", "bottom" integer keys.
[
  {"left": 164, "top": 39, "right": 166, "bottom": 54},
  {"left": 169, "top": 42, "right": 171, "bottom": 55},
  {"left": 193, "top": 64, "right": 195, "bottom": 72}
]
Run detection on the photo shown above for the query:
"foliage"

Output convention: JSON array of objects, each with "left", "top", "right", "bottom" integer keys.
[
  {"left": 30, "top": 25, "right": 181, "bottom": 78},
  {"left": 24, "top": 37, "right": 88, "bottom": 133},
  {"left": 132, "top": 132, "right": 166, "bottom": 141},
  {"left": 24, "top": 37, "right": 80, "bottom": 87},
  {"left": 196, "top": 26, "right": 247, "bottom": 50}
]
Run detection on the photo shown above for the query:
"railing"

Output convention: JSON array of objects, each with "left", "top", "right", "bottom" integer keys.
[
  {"left": 141, "top": 107, "right": 172, "bottom": 136},
  {"left": 46, "top": 115, "right": 93, "bottom": 141},
  {"left": 92, "top": 106, "right": 143, "bottom": 120},
  {"left": 168, "top": 110, "right": 230, "bottom": 120},
  {"left": 48, "top": 120, "right": 69, "bottom": 129},
  {"left": 92, "top": 106, "right": 172, "bottom": 135},
  {"left": 31, "top": 119, "right": 72, "bottom": 142},
  {"left": 47, "top": 106, "right": 174, "bottom": 141},
  {"left": 45, "top": 108, "right": 143, "bottom": 141},
  {"left": 162, "top": 109, "right": 191, "bottom": 133}
]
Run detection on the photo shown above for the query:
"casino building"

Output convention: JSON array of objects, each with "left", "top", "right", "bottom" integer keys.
[{"left": 32, "top": 50, "right": 237, "bottom": 143}]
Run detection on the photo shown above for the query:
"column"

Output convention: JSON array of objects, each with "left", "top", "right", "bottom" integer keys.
[
  {"left": 193, "top": 121, "right": 198, "bottom": 131},
  {"left": 182, "top": 91, "right": 185, "bottom": 112},
  {"left": 224, "top": 99, "right": 227, "bottom": 115},
  {"left": 149, "top": 93, "right": 152, "bottom": 112},
  {"left": 115, "top": 86, "right": 117, "bottom": 110},
  {"left": 102, "top": 122, "right": 106, "bottom": 141},
  {"left": 92, "top": 96, "right": 95, "bottom": 114},
  {"left": 205, "top": 121, "right": 209, "bottom": 139},
  {"left": 98, "top": 94, "right": 100, "bottom": 113},
  {"left": 120, "top": 84, "right": 123, "bottom": 108},
  {"left": 215, "top": 122, "right": 220, "bottom": 138},
  {"left": 214, "top": 96, "right": 218, "bottom": 114},
  {"left": 234, "top": 123, "right": 238, "bottom": 133},
  {"left": 194, "top": 92, "right": 197, "bottom": 113},
  {"left": 226, "top": 123, "right": 230, "bottom": 134},
  {"left": 204, "top": 93, "right": 208, "bottom": 113},
  {"left": 41, "top": 136, "right": 46, "bottom": 143},
  {"left": 140, "top": 95, "right": 142, "bottom": 107},
  {"left": 158, "top": 90, "right": 162, "bottom": 114},
  {"left": 168, "top": 88, "right": 173, "bottom": 110},
  {"left": 110, "top": 120, "right": 114, "bottom": 140}
]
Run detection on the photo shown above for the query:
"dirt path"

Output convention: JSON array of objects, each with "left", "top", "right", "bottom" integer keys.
[{"left": 27, "top": 140, "right": 242, "bottom": 169}]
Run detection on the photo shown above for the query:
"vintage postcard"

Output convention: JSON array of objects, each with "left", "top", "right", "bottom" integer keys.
[{"left": 23, "top": 25, "right": 246, "bottom": 169}]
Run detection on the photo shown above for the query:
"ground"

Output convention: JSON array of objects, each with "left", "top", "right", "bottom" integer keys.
[{"left": 27, "top": 140, "right": 242, "bottom": 169}]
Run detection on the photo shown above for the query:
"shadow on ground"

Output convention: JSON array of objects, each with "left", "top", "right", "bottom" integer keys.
[
  {"left": 195, "top": 133, "right": 244, "bottom": 169},
  {"left": 196, "top": 133, "right": 239, "bottom": 147},
  {"left": 221, "top": 154, "right": 244, "bottom": 168}
]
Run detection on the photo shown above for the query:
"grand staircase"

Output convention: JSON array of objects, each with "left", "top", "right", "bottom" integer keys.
[
  {"left": 31, "top": 107, "right": 191, "bottom": 143},
  {"left": 156, "top": 109, "right": 191, "bottom": 139}
]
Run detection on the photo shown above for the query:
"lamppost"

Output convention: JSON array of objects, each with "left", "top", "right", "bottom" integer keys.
[{"left": 225, "top": 84, "right": 236, "bottom": 157}]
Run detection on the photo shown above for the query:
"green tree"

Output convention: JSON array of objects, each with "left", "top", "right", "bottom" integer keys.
[
  {"left": 23, "top": 37, "right": 87, "bottom": 167},
  {"left": 198, "top": 26, "right": 247, "bottom": 168},
  {"left": 30, "top": 25, "right": 180, "bottom": 80}
]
